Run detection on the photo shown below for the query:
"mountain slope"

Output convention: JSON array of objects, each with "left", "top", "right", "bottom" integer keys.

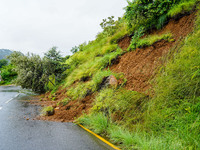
[
  {"left": 0, "top": 49, "right": 13, "bottom": 59},
  {"left": 37, "top": 1, "right": 200, "bottom": 149}
]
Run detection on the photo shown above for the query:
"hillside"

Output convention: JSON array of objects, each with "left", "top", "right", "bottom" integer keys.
[
  {"left": 33, "top": 1, "right": 200, "bottom": 149},
  {"left": 0, "top": 49, "right": 13, "bottom": 59}
]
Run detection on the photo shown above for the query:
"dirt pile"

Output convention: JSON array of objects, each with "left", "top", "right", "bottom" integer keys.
[
  {"left": 32, "top": 88, "right": 94, "bottom": 122},
  {"left": 111, "top": 13, "right": 196, "bottom": 93},
  {"left": 33, "top": 12, "right": 196, "bottom": 122}
]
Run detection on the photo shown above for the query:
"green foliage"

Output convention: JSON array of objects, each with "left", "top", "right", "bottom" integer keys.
[
  {"left": 125, "top": 0, "right": 180, "bottom": 30},
  {"left": 8, "top": 52, "right": 46, "bottom": 93},
  {"left": 109, "top": 25, "right": 129, "bottom": 44},
  {"left": 91, "top": 88, "right": 148, "bottom": 128},
  {"left": 77, "top": 113, "right": 191, "bottom": 149},
  {"left": 75, "top": 5, "right": 200, "bottom": 150},
  {"left": 127, "top": 26, "right": 145, "bottom": 51},
  {"left": 61, "top": 98, "right": 70, "bottom": 106},
  {"left": 0, "top": 59, "right": 8, "bottom": 68},
  {"left": 64, "top": 45, "right": 123, "bottom": 88},
  {"left": 67, "top": 70, "right": 124, "bottom": 100},
  {"left": 70, "top": 46, "right": 79, "bottom": 54},
  {"left": 168, "top": 0, "right": 198, "bottom": 17},
  {"left": 0, "top": 64, "right": 17, "bottom": 84},
  {"left": 100, "top": 16, "right": 121, "bottom": 37},
  {"left": 44, "top": 46, "right": 62, "bottom": 61},
  {"left": 70, "top": 42, "right": 87, "bottom": 54},
  {"left": 55, "top": 2, "right": 200, "bottom": 149},
  {"left": 124, "top": 0, "right": 198, "bottom": 40},
  {"left": 46, "top": 74, "right": 55, "bottom": 91},
  {"left": 77, "top": 113, "right": 109, "bottom": 135},
  {"left": 57, "top": 98, "right": 70, "bottom": 106},
  {"left": 128, "top": 32, "right": 173, "bottom": 51},
  {"left": 41, "top": 106, "right": 54, "bottom": 116},
  {"left": 145, "top": 12, "right": 200, "bottom": 149},
  {"left": 8, "top": 48, "right": 67, "bottom": 93},
  {"left": 44, "top": 47, "right": 69, "bottom": 84}
]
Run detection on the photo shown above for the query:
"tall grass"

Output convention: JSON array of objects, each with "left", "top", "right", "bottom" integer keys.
[
  {"left": 128, "top": 32, "right": 173, "bottom": 51},
  {"left": 77, "top": 6, "right": 200, "bottom": 150},
  {"left": 168, "top": 0, "right": 198, "bottom": 17}
]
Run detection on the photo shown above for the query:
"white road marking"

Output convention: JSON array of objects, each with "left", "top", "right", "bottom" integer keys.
[
  {"left": 5, "top": 93, "right": 20, "bottom": 104},
  {"left": 0, "top": 107, "right": 2, "bottom": 110}
]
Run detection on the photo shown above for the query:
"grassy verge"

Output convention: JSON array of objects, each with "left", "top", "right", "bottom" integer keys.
[{"left": 77, "top": 8, "right": 200, "bottom": 150}]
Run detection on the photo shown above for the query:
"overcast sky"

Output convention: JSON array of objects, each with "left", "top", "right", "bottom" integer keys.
[{"left": 0, "top": 0, "right": 127, "bottom": 56}]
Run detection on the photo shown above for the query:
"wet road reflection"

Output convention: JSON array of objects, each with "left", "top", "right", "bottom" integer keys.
[{"left": 0, "top": 86, "right": 112, "bottom": 150}]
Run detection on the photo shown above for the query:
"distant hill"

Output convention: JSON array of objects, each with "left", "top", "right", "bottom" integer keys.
[{"left": 0, "top": 49, "right": 13, "bottom": 59}]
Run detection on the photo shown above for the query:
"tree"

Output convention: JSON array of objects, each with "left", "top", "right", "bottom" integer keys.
[
  {"left": 70, "top": 46, "right": 79, "bottom": 54},
  {"left": 0, "top": 59, "right": 8, "bottom": 68},
  {"left": 100, "top": 16, "right": 120, "bottom": 37},
  {"left": 0, "top": 64, "right": 17, "bottom": 84},
  {"left": 7, "top": 49, "right": 69, "bottom": 93},
  {"left": 8, "top": 52, "right": 47, "bottom": 93},
  {"left": 44, "top": 47, "right": 69, "bottom": 83},
  {"left": 44, "top": 46, "right": 62, "bottom": 61}
]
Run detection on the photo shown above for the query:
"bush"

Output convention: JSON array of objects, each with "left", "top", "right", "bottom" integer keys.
[
  {"left": 168, "top": 0, "right": 198, "bottom": 17},
  {"left": 41, "top": 106, "right": 54, "bottom": 116},
  {"left": 0, "top": 59, "right": 8, "bottom": 68},
  {"left": 125, "top": 0, "right": 180, "bottom": 30},
  {"left": 0, "top": 64, "right": 17, "bottom": 84}
]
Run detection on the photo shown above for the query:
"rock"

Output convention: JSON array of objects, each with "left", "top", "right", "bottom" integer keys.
[
  {"left": 108, "top": 75, "right": 118, "bottom": 88},
  {"left": 99, "top": 75, "right": 118, "bottom": 89},
  {"left": 55, "top": 107, "right": 60, "bottom": 110}
]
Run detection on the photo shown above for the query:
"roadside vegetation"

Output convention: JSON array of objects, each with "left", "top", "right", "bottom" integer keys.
[
  {"left": 77, "top": 8, "right": 200, "bottom": 149},
  {"left": 74, "top": 0, "right": 200, "bottom": 149},
  {"left": 4, "top": 47, "right": 69, "bottom": 93},
  {"left": 0, "top": 59, "right": 17, "bottom": 85},
  {"left": 3, "top": 0, "right": 200, "bottom": 149}
]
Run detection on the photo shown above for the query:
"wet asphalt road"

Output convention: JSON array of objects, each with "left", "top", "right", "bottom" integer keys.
[{"left": 0, "top": 86, "right": 113, "bottom": 150}]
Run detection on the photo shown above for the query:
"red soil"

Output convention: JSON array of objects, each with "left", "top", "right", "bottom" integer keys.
[
  {"left": 111, "top": 12, "right": 196, "bottom": 93},
  {"left": 32, "top": 12, "right": 196, "bottom": 122},
  {"left": 32, "top": 88, "right": 94, "bottom": 122}
]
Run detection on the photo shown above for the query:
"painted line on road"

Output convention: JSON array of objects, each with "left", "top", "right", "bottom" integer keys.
[
  {"left": 78, "top": 124, "right": 121, "bottom": 150},
  {"left": 5, "top": 93, "right": 20, "bottom": 104},
  {"left": 0, "top": 107, "right": 2, "bottom": 110}
]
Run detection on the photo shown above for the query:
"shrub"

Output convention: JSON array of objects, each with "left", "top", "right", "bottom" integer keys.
[
  {"left": 41, "top": 106, "right": 54, "bottom": 116},
  {"left": 124, "top": 0, "right": 180, "bottom": 30},
  {"left": 168, "top": 0, "right": 198, "bottom": 17},
  {"left": 0, "top": 64, "right": 17, "bottom": 84}
]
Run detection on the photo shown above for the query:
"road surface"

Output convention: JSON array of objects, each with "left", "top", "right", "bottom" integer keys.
[{"left": 0, "top": 86, "right": 113, "bottom": 150}]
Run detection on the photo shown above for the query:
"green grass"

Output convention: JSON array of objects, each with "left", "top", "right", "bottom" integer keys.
[
  {"left": 91, "top": 88, "right": 148, "bottom": 129},
  {"left": 77, "top": 113, "right": 187, "bottom": 150},
  {"left": 77, "top": 113, "right": 109, "bottom": 135},
  {"left": 137, "top": 33, "right": 173, "bottom": 48},
  {"left": 64, "top": 43, "right": 123, "bottom": 88},
  {"left": 57, "top": 98, "right": 70, "bottom": 106},
  {"left": 144, "top": 10, "right": 200, "bottom": 149},
  {"left": 76, "top": 6, "right": 200, "bottom": 150},
  {"left": 109, "top": 24, "right": 129, "bottom": 44},
  {"left": 41, "top": 106, "right": 54, "bottom": 116},
  {"left": 67, "top": 70, "right": 125, "bottom": 100},
  {"left": 53, "top": 2, "right": 200, "bottom": 150},
  {"left": 168, "top": 0, "right": 198, "bottom": 17},
  {"left": 128, "top": 33, "right": 173, "bottom": 51}
]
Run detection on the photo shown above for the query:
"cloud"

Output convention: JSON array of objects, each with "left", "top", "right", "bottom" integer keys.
[{"left": 0, "top": 0, "right": 127, "bottom": 56}]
